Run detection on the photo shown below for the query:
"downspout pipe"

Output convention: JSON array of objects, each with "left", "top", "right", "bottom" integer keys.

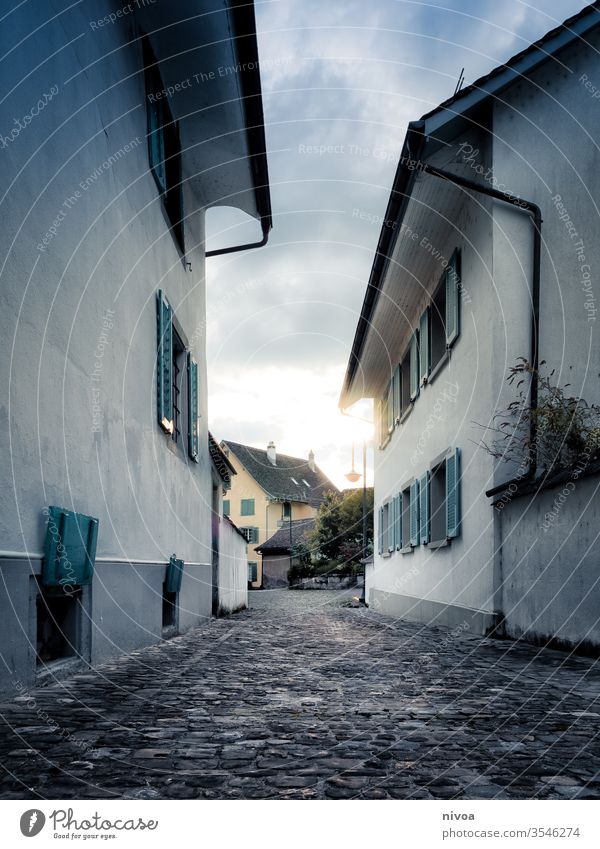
[
  {"left": 416, "top": 161, "right": 542, "bottom": 498},
  {"left": 206, "top": 216, "right": 271, "bottom": 258}
]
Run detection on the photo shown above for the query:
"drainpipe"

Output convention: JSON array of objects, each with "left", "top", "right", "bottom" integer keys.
[
  {"left": 416, "top": 161, "right": 542, "bottom": 498},
  {"left": 206, "top": 217, "right": 270, "bottom": 258}
]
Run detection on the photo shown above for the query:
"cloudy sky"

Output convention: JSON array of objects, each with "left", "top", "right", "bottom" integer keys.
[{"left": 205, "top": 0, "right": 587, "bottom": 489}]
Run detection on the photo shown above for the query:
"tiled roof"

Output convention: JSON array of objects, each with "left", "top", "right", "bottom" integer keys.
[
  {"left": 256, "top": 518, "right": 315, "bottom": 554},
  {"left": 221, "top": 441, "right": 338, "bottom": 507}
]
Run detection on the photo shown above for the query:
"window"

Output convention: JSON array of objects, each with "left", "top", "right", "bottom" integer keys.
[
  {"left": 248, "top": 562, "right": 258, "bottom": 583},
  {"left": 171, "top": 328, "right": 185, "bottom": 444},
  {"left": 401, "top": 485, "right": 411, "bottom": 548},
  {"left": 241, "top": 498, "right": 255, "bottom": 516},
  {"left": 240, "top": 527, "right": 259, "bottom": 544},
  {"left": 431, "top": 276, "right": 447, "bottom": 371},
  {"left": 419, "top": 308, "right": 430, "bottom": 385},
  {"left": 290, "top": 477, "right": 299, "bottom": 485},
  {"left": 156, "top": 291, "right": 198, "bottom": 461},
  {"left": 143, "top": 37, "right": 184, "bottom": 253},
  {"left": 282, "top": 502, "right": 291, "bottom": 519},
  {"left": 430, "top": 460, "right": 447, "bottom": 542},
  {"left": 417, "top": 448, "right": 462, "bottom": 546},
  {"left": 223, "top": 500, "right": 230, "bottom": 517},
  {"left": 301, "top": 479, "right": 311, "bottom": 487}
]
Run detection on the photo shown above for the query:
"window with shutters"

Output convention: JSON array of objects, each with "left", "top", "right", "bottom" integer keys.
[
  {"left": 143, "top": 37, "right": 185, "bottom": 254},
  {"left": 431, "top": 276, "right": 447, "bottom": 371},
  {"left": 381, "top": 501, "right": 391, "bottom": 554},
  {"left": 223, "top": 500, "right": 230, "bottom": 517},
  {"left": 426, "top": 448, "right": 462, "bottom": 545},
  {"left": 430, "top": 460, "right": 447, "bottom": 542},
  {"left": 241, "top": 499, "right": 255, "bottom": 516},
  {"left": 240, "top": 527, "right": 259, "bottom": 544},
  {"left": 156, "top": 292, "right": 198, "bottom": 461},
  {"left": 401, "top": 485, "right": 411, "bottom": 549},
  {"left": 400, "top": 348, "right": 412, "bottom": 415}
]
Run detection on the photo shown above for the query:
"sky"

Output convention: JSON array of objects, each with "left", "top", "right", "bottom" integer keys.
[{"left": 205, "top": 0, "right": 588, "bottom": 490}]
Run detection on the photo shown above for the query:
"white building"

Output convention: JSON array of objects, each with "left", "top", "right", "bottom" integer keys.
[
  {"left": 340, "top": 4, "right": 600, "bottom": 653},
  {"left": 0, "top": 1, "right": 270, "bottom": 692}
]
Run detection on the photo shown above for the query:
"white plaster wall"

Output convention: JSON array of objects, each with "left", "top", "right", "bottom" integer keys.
[
  {"left": 492, "top": 30, "right": 600, "bottom": 409},
  {"left": 370, "top": 138, "right": 498, "bottom": 621},
  {"left": 500, "top": 475, "right": 600, "bottom": 649},
  {"left": 218, "top": 519, "right": 248, "bottom": 614},
  {"left": 0, "top": 2, "right": 219, "bottom": 688},
  {"left": 0, "top": 1, "right": 213, "bottom": 565}
]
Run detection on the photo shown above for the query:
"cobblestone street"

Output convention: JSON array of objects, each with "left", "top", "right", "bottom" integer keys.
[{"left": 1, "top": 590, "right": 599, "bottom": 800}]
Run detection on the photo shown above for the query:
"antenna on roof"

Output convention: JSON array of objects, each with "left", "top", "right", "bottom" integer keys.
[{"left": 454, "top": 67, "right": 465, "bottom": 96}]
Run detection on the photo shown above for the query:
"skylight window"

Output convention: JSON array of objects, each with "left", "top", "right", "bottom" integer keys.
[
  {"left": 302, "top": 479, "right": 311, "bottom": 487},
  {"left": 290, "top": 477, "right": 299, "bottom": 485}
]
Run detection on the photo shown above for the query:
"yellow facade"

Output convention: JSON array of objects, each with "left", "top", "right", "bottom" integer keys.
[{"left": 223, "top": 453, "right": 317, "bottom": 588}]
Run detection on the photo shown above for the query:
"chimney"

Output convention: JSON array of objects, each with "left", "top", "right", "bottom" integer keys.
[
  {"left": 308, "top": 449, "right": 315, "bottom": 472},
  {"left": 267, "top": 441, "right": 277, "bottom": 466}
]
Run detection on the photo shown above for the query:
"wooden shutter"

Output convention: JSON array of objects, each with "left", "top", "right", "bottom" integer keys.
[
  {"left": 419, "top": 471, "right": 430, "bottom": 544},
  {"left": 387, "top": 381, "right": 394, "bottom": 433},
  {"left": 419, "top": 308, "right": 430, "bottom": 384},
  {"left": 187, "top": 353, "right": 199, "bottom": 461},
  {"left": 446, "top": 249, "right": 461, "bottom": 346},
  {"left": 156, "top": 290, "right": 173, "bottom": 433},
  {"left": 409, "top": 479, "right": 420, "bottom": 546},
  {"left": 378, "top": 506, "right": 384, "bottom": 554},
  {"left": 393, "top": 364, "right": 401, "bottom": 422},
  {"left": 446, "top": 448, "right": 462, "bottom": 538},
  {"left": 410, "top": 332, "right": 419, "bottom": 400},
  {"left": 394, "top": 493, "right": 402, "bottom": 550},
  {"left": 148, "top": 98, "right": 166, "bottom": 194}
]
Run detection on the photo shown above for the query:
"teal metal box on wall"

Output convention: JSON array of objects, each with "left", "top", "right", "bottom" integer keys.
[
  {"left": 165, "top": 556, "right": 184, "bottom": 594},
  {"left": 42, "top": 506, "right": 99, "bottom": 588}
]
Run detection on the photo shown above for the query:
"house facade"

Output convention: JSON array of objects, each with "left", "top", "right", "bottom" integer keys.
[
  {"left": 0, "top": 0, "right": 270, "bottom": 693},
  {"left": 220, "top": 441, "right": 337, "bottom": 587},
  {"left": 256, "top": 518, "right": 316, "bottom": 588},
  {"left": 340, "top": 4, "right": 600, "bottom": 652}
]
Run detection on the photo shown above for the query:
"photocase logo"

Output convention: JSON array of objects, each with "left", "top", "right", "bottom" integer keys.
[{"left": 20, "top": 810, "right": 46, "bottom": 837}]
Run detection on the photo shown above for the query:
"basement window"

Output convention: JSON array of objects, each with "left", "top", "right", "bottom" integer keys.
[
  {"left": 36, "top": 586, "right": 81, "bottom": 665},
  {"left": 162, "top": 585, "right": 177, "bottom": 631}
]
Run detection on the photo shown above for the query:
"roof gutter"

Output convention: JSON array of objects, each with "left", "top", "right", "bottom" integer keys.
[
  {"left": 206, "top": 0, "right": 272, "bottom": 259},
  {"left": 413, "top": 156, "right": 542, "bottom": 498}
]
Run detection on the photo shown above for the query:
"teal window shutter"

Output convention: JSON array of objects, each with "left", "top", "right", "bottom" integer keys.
[
  {"left": 187, "top": 353, "right": 199, "bottom": 461},
  {"left": 445, "top": 249, "right": 461, "bottom": 346},
  {"left": 42, "top": 506, "right": 98, "bottom": 588},
  {"left": 223, "top": 500, "right": 230, "bottom": 517},
  {"left": 386, "top": 381, "right": 394, "bottom": 433},
  {"left": 396, "top": 492, "right": 403, "bottom": 549},
  {"left": 165, "top": 555, "right": 184, "bottom": 594},
  {"left": 409, "top": 480, "right": 420, "bottom": 546},
  {"left": 393, "top": 364, "right": 401, "bottom": 422},
  {"left": 378, "top": 506, "right": 384, "bottom": 554},
  {"left": 147, "top": 97, "right": 166, "bottom": 193},
  {"left": 419, "top": 308, "right": 430, "bottom": 385},
  {"left": 241, "top": 499, "right": 255, "bottom": 516},
  {"left": 446, "top": 448, "right": 462, "bottom": 538},
  {"left": 156, "top": 290, "right": 173, "bottom": 433},
  {"left": 410, "top": 331, "right": 419, "bottom": 400},
  {"left": 419, "top": 471, "right": 430, "bottom": 544}
]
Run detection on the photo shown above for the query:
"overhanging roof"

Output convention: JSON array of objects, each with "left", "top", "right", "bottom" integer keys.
[
  {"left": 136, "top": 0, "right": 271, "bottom": 232},
  {"left": 340, "top": 2, "right": 600, "bottom": 408}
]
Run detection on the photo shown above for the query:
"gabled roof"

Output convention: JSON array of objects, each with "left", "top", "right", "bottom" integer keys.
[
  {"left": 340, "top": 2, "right": 600, "bottom": 408},
  {"left": 209, "top": 431, "right": 237, "bottom": 488},
  {"left": 221, "top": 440, "right": 338, "bottom": 507},
  {"left": 256, "top": 518, "right": 315, "bottom": 554}
]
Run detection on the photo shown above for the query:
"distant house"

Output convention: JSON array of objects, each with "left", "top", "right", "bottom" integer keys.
[
  {"left": 256, "top": 518, "right": 316, "bottom": 588},
  {"left": 340, "top": 4, "right": 600, "bottom": 652},
  {"left": 0, "top": 1, "right": 270, "bottom": 693},
  {"left": 220, "top": 441, "right": 338, "bottom": 587}
]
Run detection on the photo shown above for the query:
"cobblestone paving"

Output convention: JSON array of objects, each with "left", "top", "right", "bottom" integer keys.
[{"left": 1, "top": 590, "right": 599, "bottom": 800}]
